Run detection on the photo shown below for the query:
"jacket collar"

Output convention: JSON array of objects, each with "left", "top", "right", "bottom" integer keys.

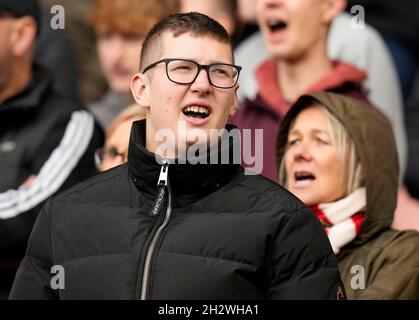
[
  {"left": 0, "top": 65, "right": 51, "bottom": 114},
  {"left": 128, "top": 120, "right": 242, "bottom": 207}
]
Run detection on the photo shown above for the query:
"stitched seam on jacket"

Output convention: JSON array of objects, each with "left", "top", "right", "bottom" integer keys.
[
  {"left": 159, "top": 250, "right": 257, "bottom": 268},
  {"left": 56, "top": 253, "right": 131, "bottom": 265},
  {"left": 52, "top": 166, "right": 127, "bottom": 202}
]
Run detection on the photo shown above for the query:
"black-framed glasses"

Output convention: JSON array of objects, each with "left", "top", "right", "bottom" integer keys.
[{"left": 142, "top": 58, "right": 242, "bottom": 89}]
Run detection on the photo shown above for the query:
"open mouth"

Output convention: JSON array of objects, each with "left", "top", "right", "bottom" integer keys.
[
  {"left": 294, "top": 171, "right": 316, "bottom": 182},
  {"left": 267, "top": 19, "right": 288, "bottom": 33},
  {"left": 182, "top": 105, "right": 210, "bottom": 120}
]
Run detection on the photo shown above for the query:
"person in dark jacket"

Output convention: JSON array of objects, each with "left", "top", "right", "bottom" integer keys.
[
  {"left": 277, "top": 92, "right": 419, "bottom": 299},
  {"left": 10, "top": 12, "right": 344, "bottom": 300},
  {"left": 0, "top": 0, "right": 103, "bottom": 298}
]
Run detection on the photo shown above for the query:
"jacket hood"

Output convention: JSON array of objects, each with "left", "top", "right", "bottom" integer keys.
[
  {"left": 255, "top": 59, "right": 367, "bottom": 116},
  {"left": 276, "top": 92, "right": 399, "bottom": 245}
]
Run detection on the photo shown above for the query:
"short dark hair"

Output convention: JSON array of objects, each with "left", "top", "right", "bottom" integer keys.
[{"left": 139, "top": 12, "right": 233, "bottom": 72}]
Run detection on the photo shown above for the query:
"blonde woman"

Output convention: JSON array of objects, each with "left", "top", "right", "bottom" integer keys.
[
  {"left": 95, "top": 104, "right": 145, "bottom": 171},
  {"left": 277, "top": 92, "right": 419, "bottom": 299}
]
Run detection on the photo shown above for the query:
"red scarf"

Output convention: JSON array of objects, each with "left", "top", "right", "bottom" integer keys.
[{"left": 309, "top": 188, "right": 366, "bottom": 254}]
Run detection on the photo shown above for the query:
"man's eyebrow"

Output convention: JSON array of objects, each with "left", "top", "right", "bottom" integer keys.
[
  {"left": 169, "top": 58, "right": 233, "bottom": 65},
  {"left": 210, "top": 59, "right": 233, "bottom": 64}
]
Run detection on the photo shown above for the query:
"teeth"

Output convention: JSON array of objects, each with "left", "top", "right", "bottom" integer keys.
[{"left": 184, "top": 106, "right": 209, "bottom": 115}]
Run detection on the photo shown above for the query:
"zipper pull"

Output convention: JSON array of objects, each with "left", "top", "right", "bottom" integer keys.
[
  {"left": 157, "top": 160, "right": 169, "bottom": 186},
  {"left": 149, "top": 161, "right": 169, "bottom": 217}
]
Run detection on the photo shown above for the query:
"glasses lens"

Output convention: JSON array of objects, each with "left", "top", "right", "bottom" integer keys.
[
  {"left": 167, "top": 60, "right": 198, "bottom": 84},
  {"left": 209, "top": 64, "right": 239, "bottom": 88}
]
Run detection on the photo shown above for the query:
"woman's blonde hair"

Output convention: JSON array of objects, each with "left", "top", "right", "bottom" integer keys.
[
  {"left": 278, "top": 103, "right": 364, "bottom": 197},
  {"left": 106, "top": 104, "right": 146, "bottom": 140}
]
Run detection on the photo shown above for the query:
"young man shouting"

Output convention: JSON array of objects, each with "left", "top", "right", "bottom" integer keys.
[{"left": 10, "top": 13, "right": 344, "bottom": 300}]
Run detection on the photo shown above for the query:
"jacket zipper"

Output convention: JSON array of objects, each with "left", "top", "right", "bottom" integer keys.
[{"left": 140, "top": 160, "right": 172, "bottom": 300}]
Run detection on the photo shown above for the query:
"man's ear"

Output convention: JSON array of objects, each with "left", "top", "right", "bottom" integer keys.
[
  {"left": 321, "top": 0, "right": 346, "bottom": 24},
  {"left": 131, "top": 73, "right": 151, "bottom": 108},
  {"left": 229, "top": 84, "right": 240, "bottom": 117},
  {"left": 11, "top": 17, "right": 37, "bottom": 57}
]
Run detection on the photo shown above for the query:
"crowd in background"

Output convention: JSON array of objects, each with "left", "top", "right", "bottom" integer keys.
[{"left": 1, "top": 0, "right": 419, "bottom": 299}]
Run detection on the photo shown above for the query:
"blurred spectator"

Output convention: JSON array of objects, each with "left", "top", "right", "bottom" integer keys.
[
  {"left": 88, "top": 0, "right": 179, "bottom": 130},
  {"left": 277, "top": 92, "right": 419, "bottom": 299},
  {"left": 34, "top": 5, "right": 79, "bottom": 101},
  {"left": 391, "top": 70, "right": 419, "bottom": 231},
  {"left": 237, "top": 0, "right": 257, "bottom": 23},
  {"left": 347, "top": 0, "right": 419, "bottom": 100},
  {"left": 180, "top": 0, "right": 253, "bottom": 48},
  {"left": 41, "top": 0, "right": 107, "bottom": 103},
  {"left": 393, "top": 69, "right": 419, "bottom": 232},
  {"left": 235, "top": 12, "right": 407, "bottom": 176},
  {"left": 235, "top": 0, "right": 259, "bottom": 46},
  {"left": 95, "top": 104, "right": 145, "bottom": 172},
  {"left": 0, "top": 0, "right": 103, "bottom": 298},
  {"left": 405, "top": 73, "right": 419, "bottom": 200},
  {"left": 392, "top": 187, "right": 419, "bottom": 232},
  {"left": 231, "top": 0, "right": 368, "bottom": 181},
  {"left": 180, "top": 0, "right": 237, "bottom": 36}
]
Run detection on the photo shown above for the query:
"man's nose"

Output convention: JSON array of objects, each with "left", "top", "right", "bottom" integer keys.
[{"left": 190, "top": 68, "right": 211, "bottom": 94}]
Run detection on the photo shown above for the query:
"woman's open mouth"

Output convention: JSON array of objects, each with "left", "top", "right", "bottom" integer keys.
[{"left": 294, "top": 171, "right": 316, "bottom": 188}]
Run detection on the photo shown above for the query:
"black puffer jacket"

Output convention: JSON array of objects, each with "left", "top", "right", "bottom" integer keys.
[{"left": 10, "top": 121, "right": 344, "bottom": 300}]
